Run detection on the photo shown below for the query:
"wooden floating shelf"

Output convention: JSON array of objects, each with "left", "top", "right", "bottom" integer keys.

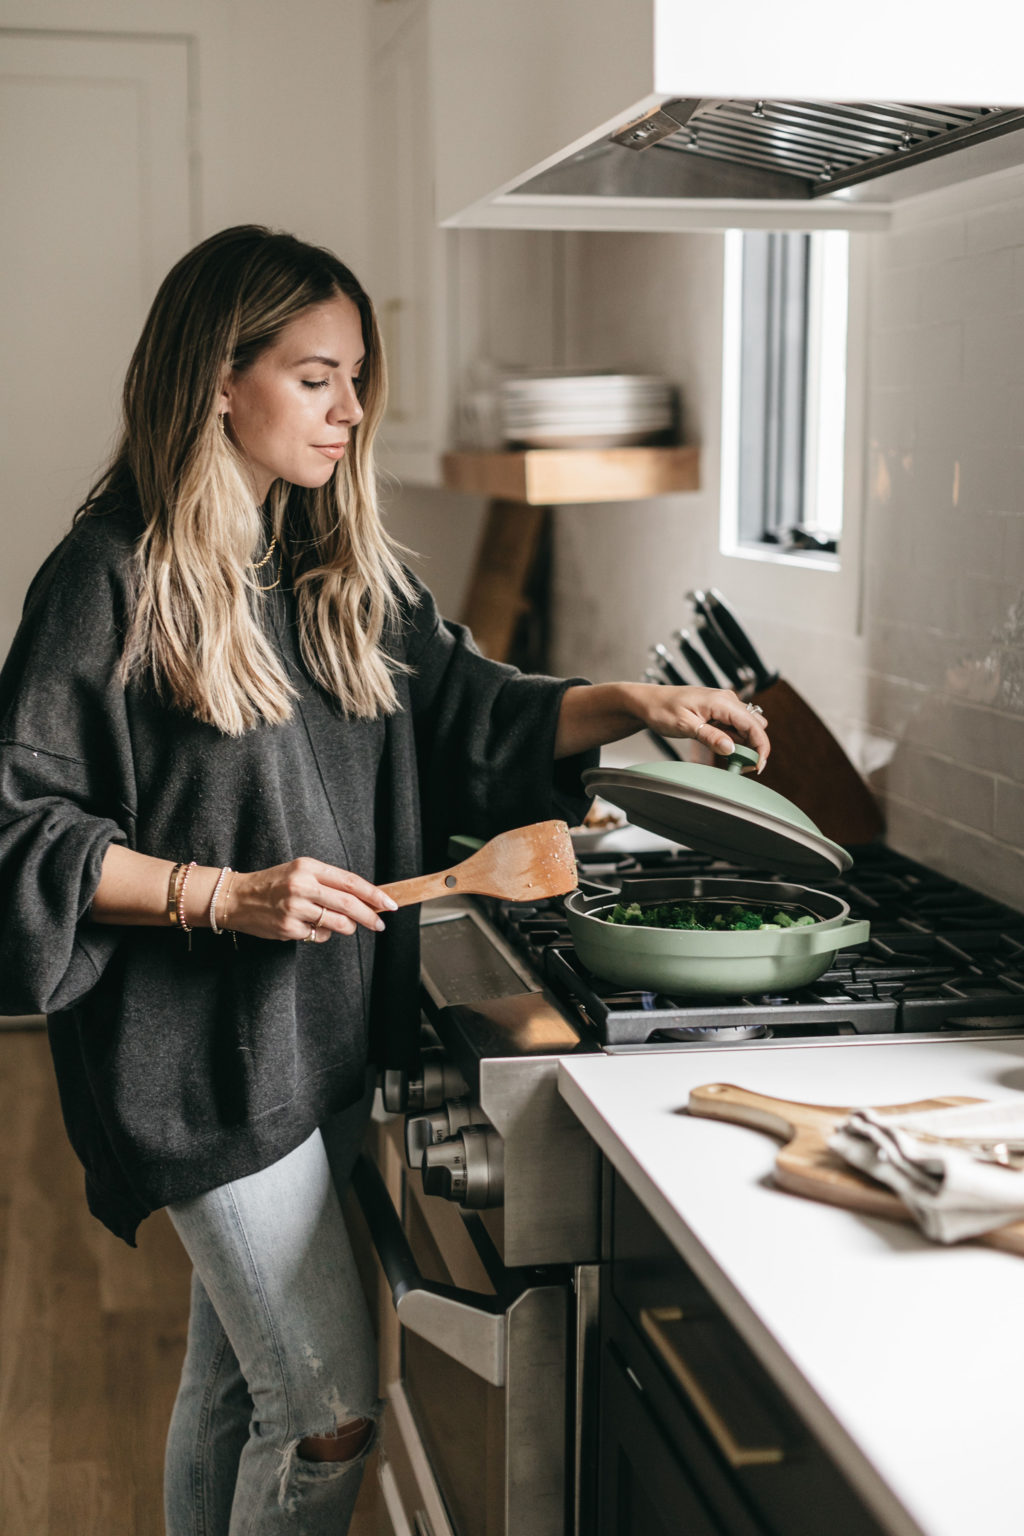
[{"left": 441, "top": 446, "right": 700, "bottom": 506}]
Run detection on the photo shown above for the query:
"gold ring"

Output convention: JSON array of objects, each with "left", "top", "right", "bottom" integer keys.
[
  {"left": 303, "top": 926, "right": 317, "bottom": 943},
  {"left": 313, "top": 904, "right": 326, "bottom": 932}
]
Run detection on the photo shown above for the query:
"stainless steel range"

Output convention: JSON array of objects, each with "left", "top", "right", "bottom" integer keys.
[{"left": 353, "top": 839, "right": 1024, "bottom": 1536}]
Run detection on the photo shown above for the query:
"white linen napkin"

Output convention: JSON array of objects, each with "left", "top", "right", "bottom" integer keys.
[{"left": 828, "top": 1099, "right": 1024, "bottom": 1243}]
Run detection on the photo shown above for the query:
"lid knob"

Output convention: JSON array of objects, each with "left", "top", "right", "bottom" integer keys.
[{"left": 723, "top": 742, "right": 759, "bottom": 775}]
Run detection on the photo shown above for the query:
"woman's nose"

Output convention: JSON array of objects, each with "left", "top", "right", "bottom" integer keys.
[{"left": 329, "top": 383, "right": 363, "bottom": 427}]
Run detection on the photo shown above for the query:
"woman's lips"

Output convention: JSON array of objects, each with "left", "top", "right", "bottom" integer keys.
[{"left": 313, "top": 444, "right": 346, "bottom": 460}]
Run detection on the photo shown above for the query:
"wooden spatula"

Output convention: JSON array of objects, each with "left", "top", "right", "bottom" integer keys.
[
  {"left": 688, "top": 1083, "right": 1024, "bottom": 1257},
  {"left": 379, "top": 819, "right": 577, "bottom": 908}
]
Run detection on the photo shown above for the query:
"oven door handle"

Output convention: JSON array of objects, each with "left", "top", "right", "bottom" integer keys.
[{"left": 352, "top": 1151, "right": 511, "bottom": 1386}]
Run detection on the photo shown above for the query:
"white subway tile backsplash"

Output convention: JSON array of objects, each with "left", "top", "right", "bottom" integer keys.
[
  {"left": 995, "top": 779, "right": 1024, "bottom": 846},
  {"left": 953, "top": 574, "right": 1018, "bottom": 647},
  {"left": 884, "top": 745, "right": 995, "bottom": 835},
  {"left": 885, "top": 218, "right": 965, "bottom": 271},
  {"left": 962, "top": 249, "right": 1016, "bottom": 317},
  {"left": 1014, "top": 248, "right": 1024, "bottom": 311},
  {"left": 923, "top": 382, "right": 1024, "bottom": 450},
  {"left": 918, "top": 260, "right": 964, "bottom": 325},
  {"left": 869, "top": 623, "right": 964, "bottom": 689},
  {"left": 918, "top": 251, "right": 1016, "bottom": 324},
  {"left": 871, "top": 327, "right": 918, "bottom": 389},
  {"left": 966, "top": 201, "right": 1024, "bottom": 256},
  {"left": 954, "top": 453, "right": 1019, "bottom": 516},
  {"left": 990, "top": 711, "right": 1024, "bottom": 783},
  {"left": 874, "top": 264, "right": 920, "bottom": 329},
  {"left": 964, "top": 309, "right": 1024, "bottom": 382},
  {"left": 868, "top": 386, "right": 916, "bottom": 451},
  {"left": 912, "top": 322, "right": 963, "bottom": 388},
  {"left": 1003, "top": 515, "right": 1024, "bottom": 576},
  {"left": 882, "top": 799, "right": 1024, "bottom": 912}
]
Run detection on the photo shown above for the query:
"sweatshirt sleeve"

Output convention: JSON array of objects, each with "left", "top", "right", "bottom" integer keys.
[
  {"left": 402, "top": 573, "right": 598, "bottom": 867},
  {"left": 0, "top": 518, "right": 137, "bottom": 1014}
]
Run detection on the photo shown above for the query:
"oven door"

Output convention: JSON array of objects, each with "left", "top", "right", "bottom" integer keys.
[{"left": 353, "top": 1144, "right": 570, "bottom": 1536}]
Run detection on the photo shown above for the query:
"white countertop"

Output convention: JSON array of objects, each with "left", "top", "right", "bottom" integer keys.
[{"left": 558, "top": 1034, "right": 1024, "bottom": 1536}]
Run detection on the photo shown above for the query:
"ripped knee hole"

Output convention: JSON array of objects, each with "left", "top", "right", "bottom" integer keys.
[{"left": 296, "top": 1416, "right": 374, "bottom": 1463}]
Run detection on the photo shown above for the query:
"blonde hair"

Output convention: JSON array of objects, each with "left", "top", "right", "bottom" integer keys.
[{"left": 78, "top": 226, "right": 414, "bottom": 735}]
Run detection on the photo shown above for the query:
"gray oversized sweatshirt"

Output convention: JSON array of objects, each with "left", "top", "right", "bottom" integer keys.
[{"left": 0, "top": 502, "right": 593, "bottom": 1243}]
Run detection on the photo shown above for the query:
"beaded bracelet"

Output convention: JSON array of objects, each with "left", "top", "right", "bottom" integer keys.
[
  {"left": 209, "top": 866, "right": 233, "bottom": 935},
  {"left": 177, "top": 860, "right": 197, "bottom": 935}
]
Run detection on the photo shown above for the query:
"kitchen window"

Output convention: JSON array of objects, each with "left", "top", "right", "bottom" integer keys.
[{"left": 720, "top": 228, "right": 850, "bottom": 567}]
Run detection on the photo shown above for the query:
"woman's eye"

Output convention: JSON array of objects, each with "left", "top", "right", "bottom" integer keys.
[
  {"left": 302, "top": 379, "right": 329, "bottom": 390},
  {"left": 352, "top": 377, "right": 363, "bottom": 391}
]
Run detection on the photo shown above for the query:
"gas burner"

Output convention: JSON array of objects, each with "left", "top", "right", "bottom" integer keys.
[{"left": 650, "top": 1022, "right": 771, "bottom": 1044}]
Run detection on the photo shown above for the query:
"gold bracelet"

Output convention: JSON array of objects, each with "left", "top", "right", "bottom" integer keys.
[{"left": 167, "top": 862, "right": 186, "bottom": 926}]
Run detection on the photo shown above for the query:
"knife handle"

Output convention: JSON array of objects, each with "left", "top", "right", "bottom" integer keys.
[
  {"left": 672, "top": 629, "right": 722, "bottom": 689},
  {"left": 707, "top": 589, "right": 778, "bottom": 691},
  {"left": 650, "top": 643, "right": 687, "bottom": 687},
  {"left": 694, "top": 613, "right": 755, "bottom": 695}
]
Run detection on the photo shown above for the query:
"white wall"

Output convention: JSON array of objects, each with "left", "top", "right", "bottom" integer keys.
[
  {"left": 0, "top": 0, "right": 374, "bottom": 638},
  {"left": 0, "top": 0, "right": 372, "bottom": 264}
]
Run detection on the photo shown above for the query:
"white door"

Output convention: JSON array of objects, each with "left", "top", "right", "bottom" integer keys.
[{"left": 0, "top": 32, "right": 193, "bottom": 655}]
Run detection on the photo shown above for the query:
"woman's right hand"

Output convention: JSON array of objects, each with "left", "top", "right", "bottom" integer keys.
[{"left": 222, "top": 858, "right": 398, "bottom": 944}]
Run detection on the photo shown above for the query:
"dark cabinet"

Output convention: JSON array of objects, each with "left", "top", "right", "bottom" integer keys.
[{"left": 597, "top": 1172, "right": 888, "bottom": 1536}]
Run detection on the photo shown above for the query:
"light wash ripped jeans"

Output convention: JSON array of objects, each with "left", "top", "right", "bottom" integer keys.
[{"left": 164, "top": 1071, "right": 379, "bottom": 1536}]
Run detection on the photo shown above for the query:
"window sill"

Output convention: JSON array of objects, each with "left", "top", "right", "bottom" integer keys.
[{"left": 723, "top": 541, "right": 841, "bottom": 574}]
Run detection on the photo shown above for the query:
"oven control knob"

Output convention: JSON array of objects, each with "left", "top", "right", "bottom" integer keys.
[
  {"left": 420, "top": 1140, "right": 466, "bottom": 1202},
  {"left": 404, "top": 1098, "right": 481, "bottom": 1169},
  {"left": 421, "top": 1126, "right": 504, "bottom": 1208},
  {"left": 382, "top": 1058, "right": 467, "bottom": 1114}
]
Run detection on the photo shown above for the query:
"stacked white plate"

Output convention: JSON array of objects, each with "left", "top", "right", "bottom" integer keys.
[{"left": 500, "top": 373, "right": 677, "bottom": 449}]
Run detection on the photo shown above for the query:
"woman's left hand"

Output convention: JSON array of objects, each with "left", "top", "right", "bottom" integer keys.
[{"left": 636, "top": 683, "right": 770, "bottom": 769}]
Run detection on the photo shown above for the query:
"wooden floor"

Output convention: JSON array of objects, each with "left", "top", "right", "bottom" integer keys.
[{"left": 0, "top": 1030, "right": 381, "bottom": 1535}]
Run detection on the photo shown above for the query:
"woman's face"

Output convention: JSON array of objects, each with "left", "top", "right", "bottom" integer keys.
[{"left": 220, "top": 294, "right": 366, "bottom": 502}]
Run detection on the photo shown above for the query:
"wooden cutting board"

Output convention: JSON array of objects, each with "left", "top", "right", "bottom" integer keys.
[{"left": 688, "top": 1082, "right": 1024, "bottom": 1256}]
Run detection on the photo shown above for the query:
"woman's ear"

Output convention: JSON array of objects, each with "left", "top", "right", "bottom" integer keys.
[{"left": 217, "top": 365, "right": 234, "bottom": 415}]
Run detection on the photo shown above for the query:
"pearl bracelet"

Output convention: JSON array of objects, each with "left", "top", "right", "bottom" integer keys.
[
  {"left": 209, "top": 866, "right": 234, "bottom": 935},
  {"left": 177, "top": 861, "right": 197, "bottom": 935}
]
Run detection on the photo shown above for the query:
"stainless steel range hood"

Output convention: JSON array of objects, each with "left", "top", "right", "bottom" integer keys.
[
  {"left": 431, "top": 0, "right": 1024, "bottom": 234},
  {"left": 522, "top": 97, "right": 1024, "bottom": 204}
]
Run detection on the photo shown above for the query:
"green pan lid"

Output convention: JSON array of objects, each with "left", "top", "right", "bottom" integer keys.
[{"left": 584, "top": 744, "right": 852, "bottom": 879}]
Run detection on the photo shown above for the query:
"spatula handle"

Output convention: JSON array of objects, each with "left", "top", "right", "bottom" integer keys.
[{"left": 379, "top": 866, "right": 465, "bottom": 908}]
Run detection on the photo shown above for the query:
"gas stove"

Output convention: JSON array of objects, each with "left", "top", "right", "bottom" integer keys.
[
  {"left": 476, "top": 842, "right": 1024, "bottom": 1048},
  {"left": 396, "top": 839, "right": 1024, "bottom": 1259},
  {"left": 363, "top": 841, "right": 1024, "bottom": 1536}
]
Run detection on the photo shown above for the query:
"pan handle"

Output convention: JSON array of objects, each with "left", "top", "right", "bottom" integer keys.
[{"left": 776, "top": 918, "right": 870, "bottom": 954}]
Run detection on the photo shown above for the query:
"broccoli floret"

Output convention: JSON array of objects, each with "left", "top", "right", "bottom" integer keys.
[{"left": 601, "top": 899, "right": 818, "bottom": 932}]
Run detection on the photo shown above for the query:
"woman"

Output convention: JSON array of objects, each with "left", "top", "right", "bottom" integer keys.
[{"left": 0, "top": 226, "right": 768, "bottom": 1534}]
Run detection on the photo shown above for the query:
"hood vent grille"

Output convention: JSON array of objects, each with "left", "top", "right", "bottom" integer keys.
[{"left": 611, "top": 98, "right": 1024, "bottom": 197}]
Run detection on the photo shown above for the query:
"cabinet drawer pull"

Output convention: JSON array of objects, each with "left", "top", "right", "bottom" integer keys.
[{"left": 639, "top": 1306, "right": 785, "bottom": 1468}]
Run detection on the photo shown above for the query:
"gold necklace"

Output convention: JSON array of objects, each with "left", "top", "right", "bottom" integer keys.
[
  {"left": 250, "top": 534, "right": 282, "bottom": 592},
  {"left": 250, "top": 535, "right": 277, "bottom": 571}
]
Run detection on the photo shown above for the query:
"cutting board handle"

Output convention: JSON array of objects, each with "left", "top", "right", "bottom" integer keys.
[{"left": 688, "top": 1083, "right": 849, "bottom": 1138}]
